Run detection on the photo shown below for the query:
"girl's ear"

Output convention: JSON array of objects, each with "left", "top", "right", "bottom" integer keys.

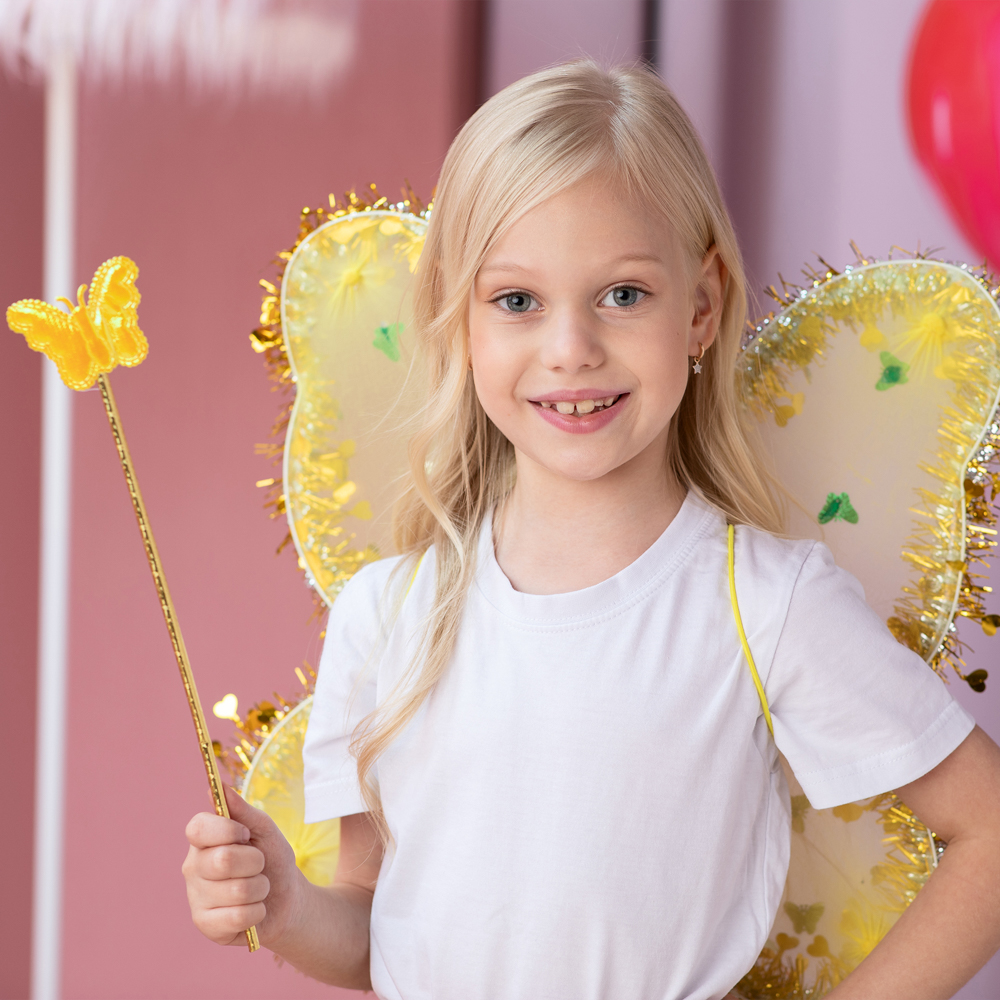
[{"left": 688, "top": 246, "right": 726, "bottom": 355}]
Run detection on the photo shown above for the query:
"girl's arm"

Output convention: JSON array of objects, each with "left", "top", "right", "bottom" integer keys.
[
  {"left": 828, "top": 725, "right": 1000, "bottom": 999},
  {"left": 183, "top": 786, "right": 382, "bottom": 988}
]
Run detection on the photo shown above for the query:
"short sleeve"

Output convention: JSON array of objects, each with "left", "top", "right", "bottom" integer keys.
[
  {"left": 302, "top": 559, "right": 399, "bottom": 822},
  {"left": 766, "top": 542, "right": 975, "bottom": 810}
]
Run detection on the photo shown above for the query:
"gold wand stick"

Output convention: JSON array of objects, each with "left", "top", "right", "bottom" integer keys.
[
  {"left": 7, "top": 257, "right": 259, "bottom": 951},
  {"left": 98, "top": 373, "right": 260, "bottom": 954}
]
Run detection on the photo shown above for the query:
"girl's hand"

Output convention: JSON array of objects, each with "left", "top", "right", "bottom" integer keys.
[{"left": 182, "top": 785, "right": 304, "bottom": 949}]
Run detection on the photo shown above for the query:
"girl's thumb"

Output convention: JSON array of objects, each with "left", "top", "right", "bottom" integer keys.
[{"left": 222, "top": 783, "right": 269, "bottom": 834}]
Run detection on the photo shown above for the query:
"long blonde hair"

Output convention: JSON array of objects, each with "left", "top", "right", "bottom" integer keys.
[{"left": 351, "top": 60, "right": 784, "bottom": 838}]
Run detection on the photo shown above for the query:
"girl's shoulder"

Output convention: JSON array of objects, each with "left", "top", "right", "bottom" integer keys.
[
  {"left": 333, "top": 553, "right": 407, "bottom": 618},
  {"left": 697, "top": 494, "right": 821, "bottom": 594},
  {"left": 722, "top": 512, "right": 853, "bottom": 628},
  {"left": 734, "top": 519, "right": 821, "bottom": 578},
  {"left": 330, "top": 547, "right": 437, "bottom": 628}
]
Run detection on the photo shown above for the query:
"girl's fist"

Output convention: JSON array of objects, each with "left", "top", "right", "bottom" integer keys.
[{"left": 182, "top": 785, "right": 303, "bottom": 948}]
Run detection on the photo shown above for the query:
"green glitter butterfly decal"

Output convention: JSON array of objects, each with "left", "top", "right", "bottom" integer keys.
[
  {"left": 373, "top": 322, "right": 403, "bottom": 362},
  {"left": 784, "top": 901, "right": 824, "bottom": 935},
  {"left": 876, "top": 351, "right": 909, "bottom": 391},
  {"left": 818, "top": 492, "right": 858, "bottom": 525}
]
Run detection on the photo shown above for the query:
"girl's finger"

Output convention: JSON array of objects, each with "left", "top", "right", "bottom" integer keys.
[
  {"left": 183, "top": 842, "right": 265, "bottom": 882},
  {"left": 192, "top": 901, "right": 267, "bottom": 946},
  {"left": 208, "top": 872, "right": 270, "bottom": 908},
  {"left": 185, "top": 811, "right": 251, "bottom": 849}
]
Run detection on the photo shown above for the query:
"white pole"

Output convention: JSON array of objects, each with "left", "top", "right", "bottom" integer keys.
[{"left": 32, "top": 46, "right": 76, "bottom": 1000}]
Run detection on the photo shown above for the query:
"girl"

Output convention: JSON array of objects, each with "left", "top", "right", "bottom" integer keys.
[{"left": 182, "top": 62, "right": 1000, "bottom": 999}]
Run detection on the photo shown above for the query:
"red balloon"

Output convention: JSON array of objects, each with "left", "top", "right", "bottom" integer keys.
[{"left": 907, "top": 0, "right": 1000, "bottom": 267}]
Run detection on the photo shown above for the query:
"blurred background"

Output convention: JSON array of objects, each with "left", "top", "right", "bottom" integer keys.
[{"left": 1, "top": 1, "right": 998, "bottom": 997}]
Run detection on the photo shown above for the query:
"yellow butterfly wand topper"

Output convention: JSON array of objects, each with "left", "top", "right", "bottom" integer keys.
[
  {"left": 7, "top": 256, "right": 148, "bottom": 389},
  {"left": 7, "top": 257, "right": 259, "bottom": 954}
]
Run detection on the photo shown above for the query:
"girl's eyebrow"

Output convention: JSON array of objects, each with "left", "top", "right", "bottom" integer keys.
[
  {"left": 479, "top": 251, "right": 662, "bottom": 277},
  {"left": 478, "top": 261, "right": 529, "bottom": 277}
]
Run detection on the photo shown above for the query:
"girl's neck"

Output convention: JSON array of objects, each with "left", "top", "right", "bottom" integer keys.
[{"left": 493, "top": 443, "right": 687, "bottom": 595}]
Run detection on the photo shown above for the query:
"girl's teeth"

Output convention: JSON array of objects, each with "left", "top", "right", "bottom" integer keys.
[{"left": 539, "top": 395, "right": 619, "bottom": 414}]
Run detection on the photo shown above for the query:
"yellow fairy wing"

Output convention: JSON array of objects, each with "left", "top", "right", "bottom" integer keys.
[
  {"left": 736, "top": 258, "right": 1000, "bottom": 997},
  {"left": 6, "top": 299, "right": 97, "bottom": 390},
  {"left": 241, "top": 697, "right": 340, "bottom": 887},
  {"left": 88, "top": 256, "right": 147, "bottom": 367},
  {"left": 741, "top": 260, "right": 1000, "bottom": 662},
  {"left": 281, "top": 209, "right": 428, "bottom": 603}
]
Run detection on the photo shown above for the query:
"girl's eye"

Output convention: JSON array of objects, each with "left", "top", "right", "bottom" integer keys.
[
  {"left": 497, "top": 292, "right": 536, "bottom": 313},
  {"left": 602, "top": 286, "right": 645, "bottom": 308}
]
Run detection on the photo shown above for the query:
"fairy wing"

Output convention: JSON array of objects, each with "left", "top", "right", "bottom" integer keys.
[
  {"left": 217, "top": 205, "right": 429, "bottom": 885},
  {"left": 6, "top": 299, "right": 96, "bottom": 390},
  {"left": 278, "top": 208, "right": 428, "bottom": 604},
  {"left": 736, "top": 258, "right": 1000, "bottom": 994},
  {"left": 741, "top": 260, "right": 999, "bottom": 665},
  {"left": 88, "top": 255, "right": 147, "bottom": 367}
]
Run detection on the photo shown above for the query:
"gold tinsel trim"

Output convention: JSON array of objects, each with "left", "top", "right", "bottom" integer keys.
[
  {"left": 251, "top": 182, "right": 431, "bottom": 577},
  {"left": 741, "top": 246, "right": 1000, "bottom": 691},
  {"left": 213, "top": 664, "right": 317, "bottom": 789}
]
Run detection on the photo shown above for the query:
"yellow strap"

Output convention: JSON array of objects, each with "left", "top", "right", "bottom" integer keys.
[
  {"left": 727, "top": 523, "right": 774, "bottom": 737},
  {"left": 404, "top": 552, "right": 426, "bottom": 599}
]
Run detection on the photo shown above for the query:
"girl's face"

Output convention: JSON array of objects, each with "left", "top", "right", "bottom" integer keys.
[{"left": 469, "top": 175, "right": 724, "bottom": 485}]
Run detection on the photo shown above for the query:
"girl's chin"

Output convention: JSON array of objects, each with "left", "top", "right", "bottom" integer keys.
[{"left": 511, "top": 446, "right": 635, "bottom": 483}]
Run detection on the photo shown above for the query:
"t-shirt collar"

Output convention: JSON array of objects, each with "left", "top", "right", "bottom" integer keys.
[{"left": 475, "top": 490, "right": 719, "bottom": 625}]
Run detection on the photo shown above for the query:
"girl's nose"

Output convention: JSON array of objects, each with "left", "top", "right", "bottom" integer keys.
[{"left": 539, "top": 307, "right": 606, "bottom": 373}]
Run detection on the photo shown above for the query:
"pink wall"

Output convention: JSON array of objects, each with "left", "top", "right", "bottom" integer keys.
[
  {"left": 484, "top": 0, "right": 645, "bottom": 97},
  {"left": 0, "top": 74, "right": 43, "bottom": 1000},
  {"left": 53, "top": 3, "right": 476, "bottom": 996}
]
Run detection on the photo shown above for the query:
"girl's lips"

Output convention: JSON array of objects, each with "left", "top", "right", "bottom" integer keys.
[{"left": 531, "top": 392, "right": 629, "bottom": 434}]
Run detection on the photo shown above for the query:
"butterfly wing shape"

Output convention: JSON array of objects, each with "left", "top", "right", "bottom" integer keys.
[
  {"left": 7, "top": 256, "right": 146, "bottom": 390},
  {"left": 88, "top": 256, "right": 147, "bottom": 367},
  {"left": 6, "top": 299, "right": 97, "bottom": 390},
  {"left": 737, "top": 259, "right": 1000, "bottom": 994},
  {"left": 280, "top": 209, "right": 427, "bottom": 603}
]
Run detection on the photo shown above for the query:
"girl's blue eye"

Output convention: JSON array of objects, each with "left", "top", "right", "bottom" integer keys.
[
  {"left": 501, "top": 292, "right": 534, "bottom": 313},
  {"left": 603, "top": 286, "right": 644, "bottom": 308}
]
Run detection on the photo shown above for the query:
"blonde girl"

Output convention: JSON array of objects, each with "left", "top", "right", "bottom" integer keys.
[{"left": 182, "top": 62, "right": 1000, "bottom": 1000}]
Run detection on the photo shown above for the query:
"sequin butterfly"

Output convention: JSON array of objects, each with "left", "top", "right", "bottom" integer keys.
[
  {"left": 784, "top": 901, "right": 825, "bottom": 936},
  {"left": 6, "top": 256, "right": 145, "bottom": 390},
  {"left": 372, "top": 322, "right": 402, "bottom": 362},
  {"left": 876, "top": 350, "right": 909, "bottom": 391},
  {"left": 818, "top": 491, "right": 859, "bottom": 525}
]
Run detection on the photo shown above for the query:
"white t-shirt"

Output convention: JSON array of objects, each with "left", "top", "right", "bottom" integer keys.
[{"left": 303, "top": 492, "right": 973, "bottom": 1000}]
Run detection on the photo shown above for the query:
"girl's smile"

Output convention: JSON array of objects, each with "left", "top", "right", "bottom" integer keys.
[{"left": 530, "top": 391, "right": 628, "bottom": 434}]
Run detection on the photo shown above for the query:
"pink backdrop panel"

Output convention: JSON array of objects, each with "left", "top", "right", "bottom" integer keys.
[
  {"left": 484, "top": 0, "right": 644, "bottom": 98},
  {"left": 61, "top": 2, "right": 475, "bottom": 996},
  {"left": 0, "top": 73, "right": 43, "bottom": 1000}
]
